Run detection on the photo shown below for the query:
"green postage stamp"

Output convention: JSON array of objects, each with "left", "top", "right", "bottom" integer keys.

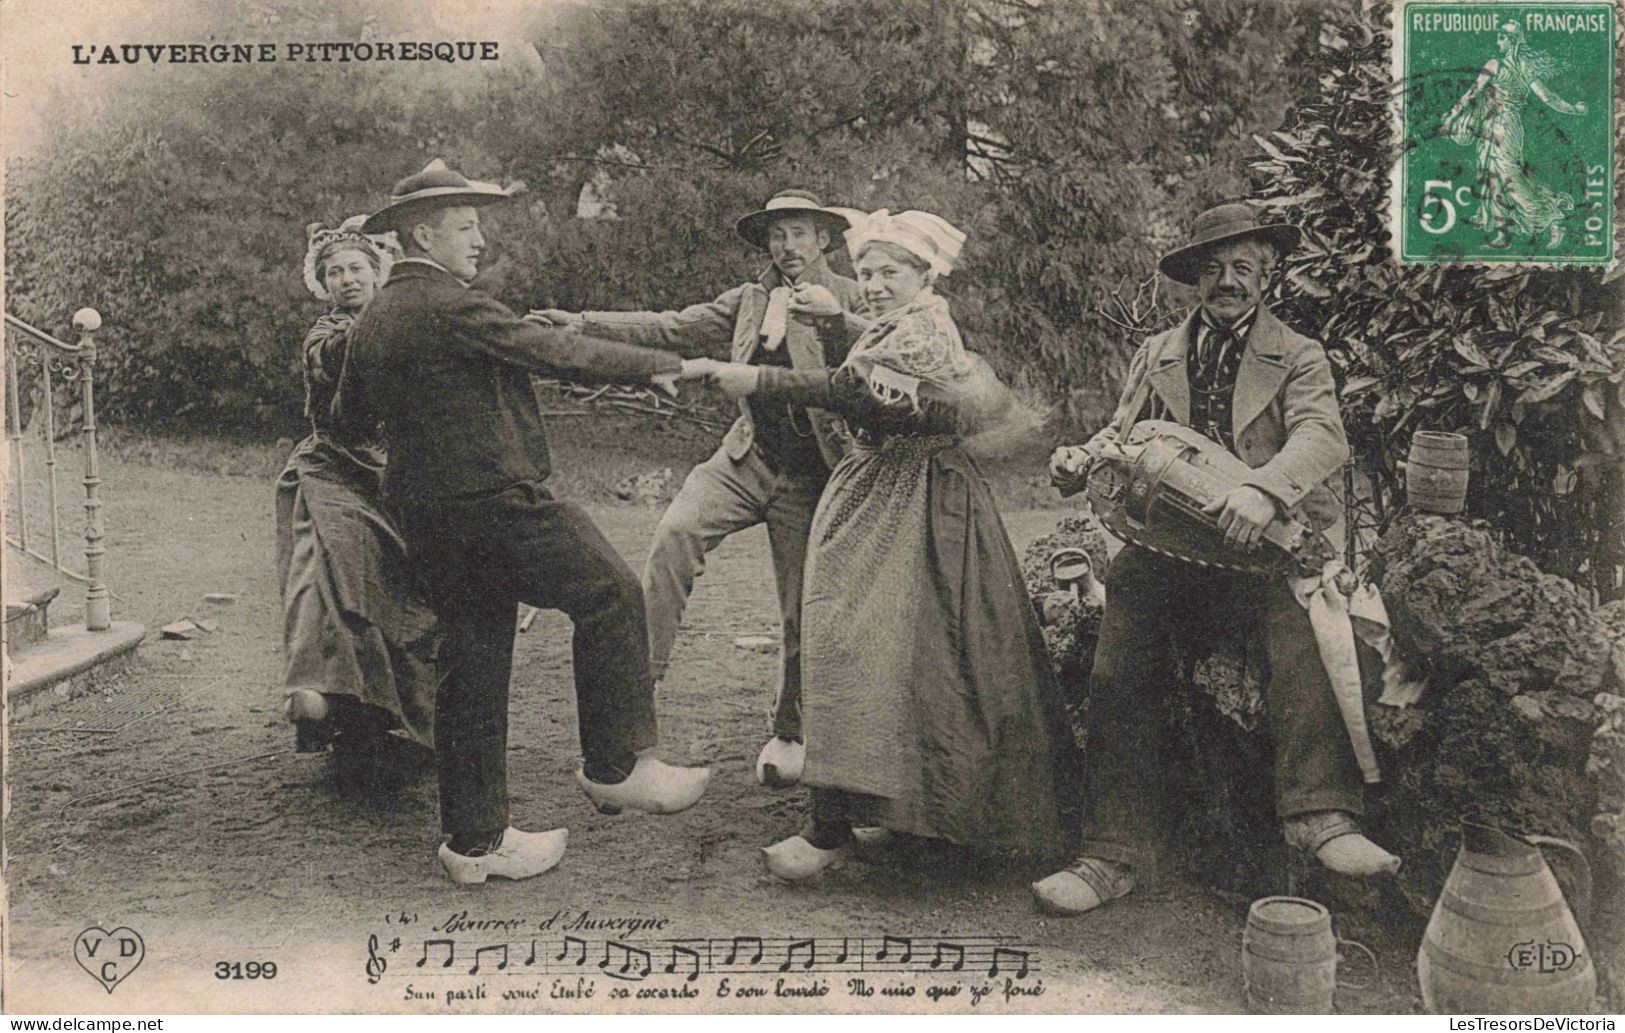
[{"left": 1395, "top": 1, "right": 1615, "bottom": 264}]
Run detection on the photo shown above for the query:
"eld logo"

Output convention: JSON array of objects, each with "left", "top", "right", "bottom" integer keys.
[
  {"left": 73, "top": 926, "right": 145, "bottom": 993},
  {"left": 1507, "top": 940, "right": 1580, "bottom": 974}
]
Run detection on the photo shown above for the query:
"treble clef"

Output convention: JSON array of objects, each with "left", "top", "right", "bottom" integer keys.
[{"left": 365, "top": 934, "right": 387, "bottom": 984}]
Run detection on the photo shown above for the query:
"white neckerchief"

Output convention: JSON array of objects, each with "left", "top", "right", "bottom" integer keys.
[{"left": 759, "top": 286, "right": 792, "bottom": 352}]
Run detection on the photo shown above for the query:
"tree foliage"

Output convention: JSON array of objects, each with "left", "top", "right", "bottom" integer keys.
[{"left": 7, "top": 0, "right": 1327, "bottom": 438}]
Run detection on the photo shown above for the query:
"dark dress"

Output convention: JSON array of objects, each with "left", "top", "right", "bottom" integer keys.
[
  {"left": 274, "top": 308, "right": 439, "bottom": 748},
  {"left": 756, "top": 309, "right": 1076, "bottom": 856}
]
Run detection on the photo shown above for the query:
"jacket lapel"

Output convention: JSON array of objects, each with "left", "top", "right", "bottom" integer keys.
[
  {"left": 1146, "top": 313, "right": 1197, "bottom": 426},
  {"left": 733, "top": 282, "right": 768, "bottom": 363},
  {"left": 1232, "top": 307, "right": 1291, "bottom": 438}
]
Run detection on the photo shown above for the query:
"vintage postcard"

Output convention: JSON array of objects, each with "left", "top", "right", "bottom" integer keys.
[{"left": 2, "top": 0, "right": 1621, "bottom": 1019}]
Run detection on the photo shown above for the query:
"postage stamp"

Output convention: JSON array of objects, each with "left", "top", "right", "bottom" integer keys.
[{"left": 1394, "top": 0, "right": 1615, "bottom": 264}]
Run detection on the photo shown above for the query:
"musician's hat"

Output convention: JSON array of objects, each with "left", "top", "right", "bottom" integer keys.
[
  {"left": 735, "top": 190, "right": 850, "bottom": 252},
  {"left": 363, "top": 159, "right": 525, "bottom": 235},
  {"left": 1158, "top": 202, "right": 1300, "bottom": 286}
]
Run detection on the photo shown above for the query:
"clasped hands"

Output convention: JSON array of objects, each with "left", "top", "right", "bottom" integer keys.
[
  {"left": 661, "top": 358, "right": 760, "bottom": 401},
  {"left": 533, "top": 284, "right": 842, "bottom": 399}
]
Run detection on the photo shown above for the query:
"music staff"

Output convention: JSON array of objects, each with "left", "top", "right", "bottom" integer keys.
[{"left": 371, "top": 934, "right": 1036, "bottom": 984}]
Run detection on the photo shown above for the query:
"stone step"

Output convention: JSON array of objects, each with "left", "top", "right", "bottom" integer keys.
[
  {"left": 5, "top": 586, "right": 60, "bottom": 652},
  {"left": 5, "top": 620, "right": 146, "bottom": 715}
]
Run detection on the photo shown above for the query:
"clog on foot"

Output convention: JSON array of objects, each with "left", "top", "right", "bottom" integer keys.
[
  {"left": 1031, "top": 856, "right": 1135, "bottom": 916},
  {"left": 576, "top": 755, "right": 711, "bottom": 816},
  {"left": 438, "top": 826, "right": 567, "bottom": 885}
]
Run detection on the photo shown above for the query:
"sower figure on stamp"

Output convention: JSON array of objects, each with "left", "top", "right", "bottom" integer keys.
[
  {"left": 342, "top": 160, "right": 712, "bottom": 885},
  {"left": 1440, "top": 19, "right": 1588, "bottom": 251},
  {"left": 537, "top": 191, "right": 864, "bottom": 788},
  {"left": 1036, "top": 202, "right": 1400, "bottom": 916}
]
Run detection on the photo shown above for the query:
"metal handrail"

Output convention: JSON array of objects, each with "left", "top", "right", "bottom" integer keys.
[
  {"left": 4, "top": 307, "right": 111, "bottom": 632},
  {"left": 4, "top": 313, "right": 85, "bottom": 355}
]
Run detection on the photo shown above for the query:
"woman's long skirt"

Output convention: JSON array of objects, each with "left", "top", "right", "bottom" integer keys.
[
  {"left": 799, "top": 434, "right": 1077, "bottom": 855},
  {"left": 274, "top": 435, "right": 439, "bottom": 748}
]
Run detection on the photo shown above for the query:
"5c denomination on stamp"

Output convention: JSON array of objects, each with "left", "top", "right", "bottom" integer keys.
[{"left": 1395, "top": 1, "right": 1614, "bottom": 264}]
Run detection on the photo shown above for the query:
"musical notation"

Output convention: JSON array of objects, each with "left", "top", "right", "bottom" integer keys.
[{"left": 367, "top": 934, "right": 1036, "bottom": 985}]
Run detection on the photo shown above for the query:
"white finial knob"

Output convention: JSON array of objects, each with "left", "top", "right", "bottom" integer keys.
[{"left": 73, "top": 308, "right": 102, "bottom": 332}]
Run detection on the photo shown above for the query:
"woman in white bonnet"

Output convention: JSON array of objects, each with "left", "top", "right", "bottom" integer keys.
[
  {"left": 276, "top": 217, "right": 439, "bottom": 762},
  {"left": 705, "top": 208, "right": 1077, "bottom": 880}
]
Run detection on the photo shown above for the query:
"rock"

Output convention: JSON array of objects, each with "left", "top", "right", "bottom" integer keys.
[
  {"left": 1596, "top": 600, "right": 1625, "bottom": 694},
  {"left": 613, "top": 467, "right": 678, "bottom": 504},
  {"left": 1591, "top": 693, "right": 1625, "bottom": 858},
  {"left": 160, "top": 619, "right": 199, "bottom": 639},
  {"left": 733, "top": 635, "right": 777, "bottom": 654},
  {"left": 1510, "top": 695, "right": 1544, "bottom": 722},
  {"left": 1372, "top": 515, "right": 1613, "bottom": 698},
  {"left": 203, "top": 593, "right": 238, "bottom": 606},
  {"left": 1038, "top": 590, "right": 1075, "bottom": 627}
]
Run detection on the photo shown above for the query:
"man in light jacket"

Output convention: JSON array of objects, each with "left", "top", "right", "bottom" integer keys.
[
  {"left": 1037, "top": 202, "right": 1399, "bottom": 916},
  {"left": 540, "top": 190, "right": 863, "bottom": 789}
]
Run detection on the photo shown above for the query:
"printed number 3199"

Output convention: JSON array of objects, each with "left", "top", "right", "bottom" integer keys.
[{"left": 215, "top": 961, "right": 277, "bottom": 979}]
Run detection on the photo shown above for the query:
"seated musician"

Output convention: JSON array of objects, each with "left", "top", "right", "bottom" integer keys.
[{"left": 1038, "top": 202, "right": 1399, "bottom": 916}]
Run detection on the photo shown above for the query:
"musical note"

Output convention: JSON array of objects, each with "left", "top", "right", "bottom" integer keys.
[
  {"left": 600, "top": 941, "right": 652, "bottom": 979},
  {"left": 930, "top": 942, "right": 965, "bottom": 972},
  {"left": 723, "top": 936, "right": 764, "bottom": 965},
  {"left": 664, "top": 943, "right": 702, "bottom": 983},
  {"left": 416, "top": 939, "right": 455, "bottom": 969},
  {"left": 779, "top": 939, "right": 815, "bottom": 972},
  {"left": 556, "top": 935, "right": 587, "bottom": 965},
  {"left": 365, "top": 935, "right": 387, "bottom": 985},
  {"left": 876, "top": 936, "right": 912, "bottom": 964},
  {"left": 988, "top": 946, "right": 1029, "bottom": 979},
  {"left": 377, "top": 933, "right": 1030, "bottom": 985},
  {"left": 469, "top": 943, "right": 508, "bottom": 976}
]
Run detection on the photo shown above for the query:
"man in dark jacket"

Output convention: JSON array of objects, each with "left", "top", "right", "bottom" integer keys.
[
  {"left": 538, "top": 191, "right": 863, "bottom": 790},
  {"left": 344, "top": 160, "right": 711, "bottom": 885}
]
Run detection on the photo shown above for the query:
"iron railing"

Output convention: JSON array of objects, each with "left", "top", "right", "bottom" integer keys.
[{"left": 4, "top": 308, "right": 111, "bottom": 631}]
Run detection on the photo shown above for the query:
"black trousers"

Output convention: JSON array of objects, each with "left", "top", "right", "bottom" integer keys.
[
  {"left": 402, "top": 482, "right": 659, "bottom": 840},
  {"left": 1078, "top": 544, "right": 1363, "bottom": 871}
]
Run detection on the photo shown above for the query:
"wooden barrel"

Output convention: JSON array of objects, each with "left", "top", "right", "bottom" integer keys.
[
  {"left": 1242, "top": 896, "right": 1337, "bottom": 1014},
  {"left": 1418, "top": 825, "right": 1596, "bottom": 1014},
  {"left": 1406, "top": 431, "right": 1470, "bottom": 514}
]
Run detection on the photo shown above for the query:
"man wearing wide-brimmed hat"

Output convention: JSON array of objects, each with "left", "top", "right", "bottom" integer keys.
[
  {"left": 1037, "top": 202, "right": 1398, "bottom": 916},
  {"left": 342, "top": 159, "right": 713, "bottom": 885},
  {"left": 539, "top": 189, "right": 865, "bottom": 790}
]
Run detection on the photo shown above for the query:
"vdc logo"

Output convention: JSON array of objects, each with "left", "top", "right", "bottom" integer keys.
[
  {"left": 1506, "top": 940, "right": 1580, "bottom": 973},
  {"left": 74, "top": 926, "right": 145, "bottom": 993}
]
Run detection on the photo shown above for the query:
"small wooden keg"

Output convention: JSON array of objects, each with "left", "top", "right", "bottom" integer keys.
[
  {"left": 1243, "top": 896, "right": 1337, "bottom": 1014},
  {"left": 1406, "top": 431, "right": 1470, "bottom": 514}
]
